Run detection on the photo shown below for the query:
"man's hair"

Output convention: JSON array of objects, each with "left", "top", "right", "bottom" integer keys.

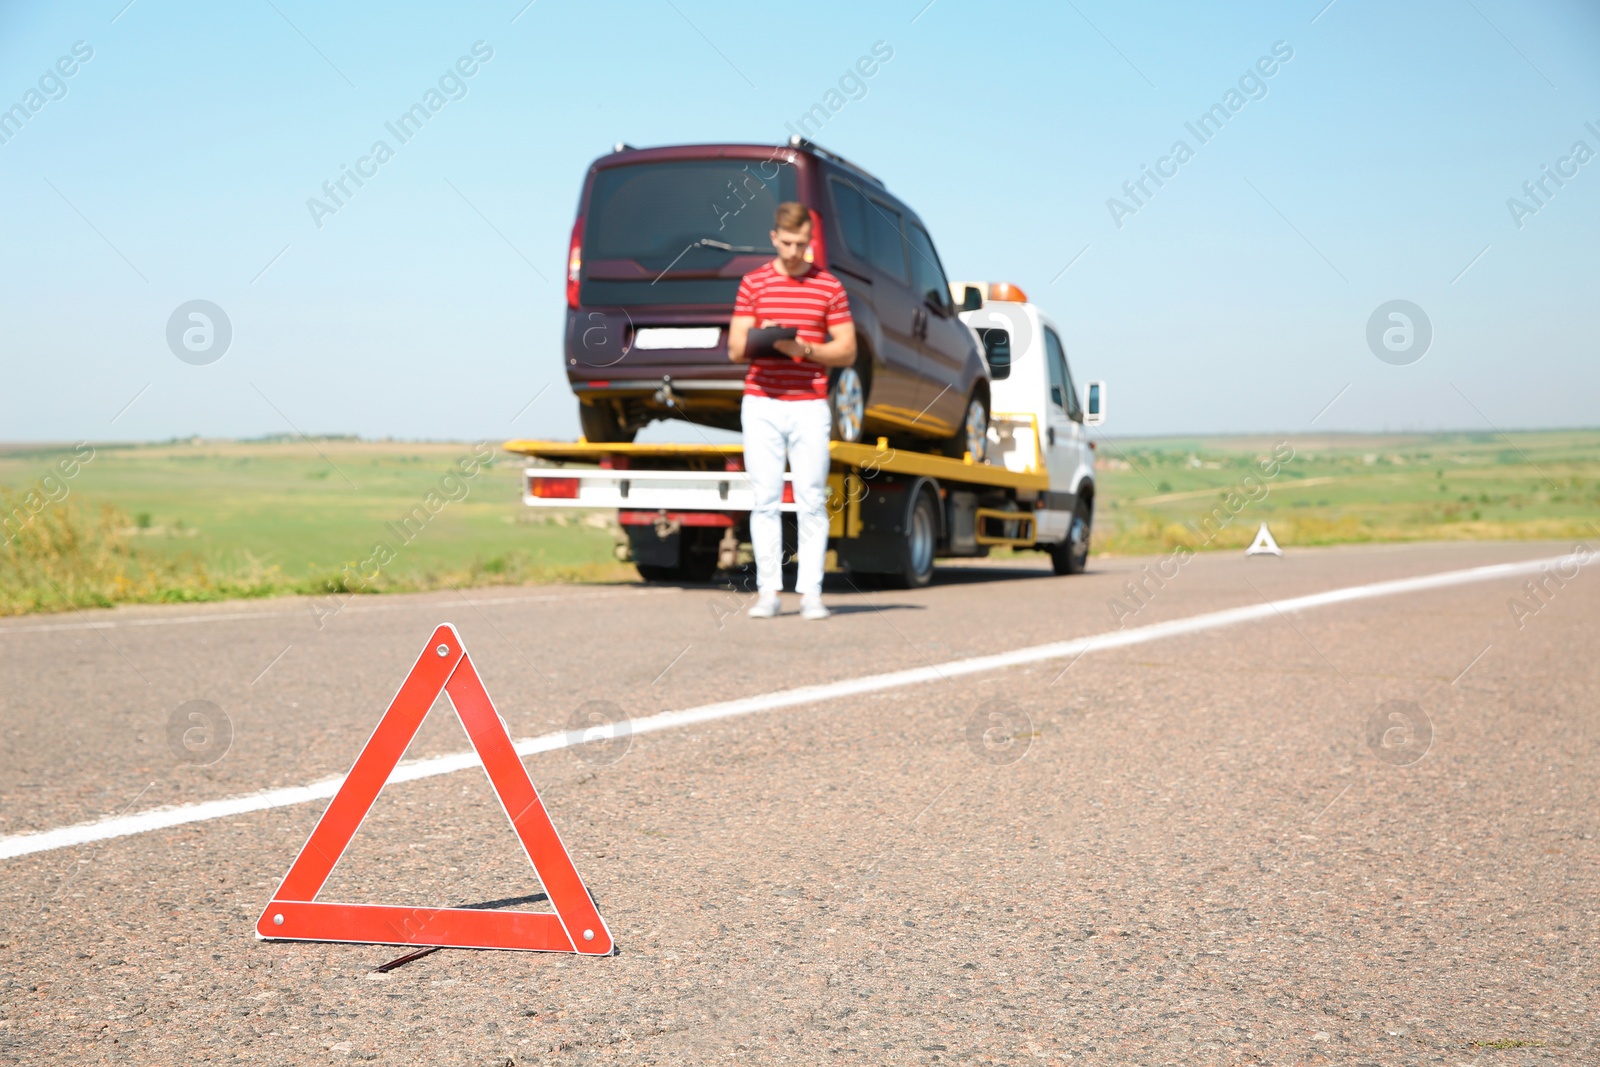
[{"left": 773, "top": 201, "right": 811, "bottom": 232}]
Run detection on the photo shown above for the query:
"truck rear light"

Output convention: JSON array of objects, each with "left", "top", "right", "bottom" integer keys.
[
  {"left": 782, "top": 482, "right": 795, "bottom": 504},
  {"left": 566, "top": 215, "right": 584, "bottom": 308},
  {"left": 804, "top": 208, "right": 827, "bottom": 269},
  {"left": 528, "top": 476, "right": 580, "bottom": 499}
]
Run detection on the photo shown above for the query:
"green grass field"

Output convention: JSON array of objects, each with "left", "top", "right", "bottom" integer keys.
[
  {"left": 0, "top": 438, "right": 631, "bottom": 615},
  {"left": 1, "top": 430, "right": 1595, "bottom": 615},
  {"left": 1087, "top": 429, "right": 1600, "bottom": 555}
]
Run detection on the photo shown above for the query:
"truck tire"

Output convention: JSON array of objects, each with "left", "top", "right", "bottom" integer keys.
[
  {"left": 1050, "top": 498, "right": 1091, "bottom": 575},
  {"left": 883, "top": 486, "right": 939, "bottom": 589},
  {"left": 579, "top": 401, "right": 635, "bottom": 444},
  {"left": 941, "top": 390, "right": 989, "bottom": 461}
]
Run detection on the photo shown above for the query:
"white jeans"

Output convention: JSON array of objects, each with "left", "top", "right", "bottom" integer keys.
[{"left": 741, "top": 395, "right": 832, "bottom": 596}]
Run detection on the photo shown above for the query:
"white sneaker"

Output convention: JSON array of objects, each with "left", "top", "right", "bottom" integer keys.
[
  {"left": 748, "top": 594, "right": 781, "bottom": 619},
  {"left": 800, "top": 595, "right": 830, "bottom": 621}
]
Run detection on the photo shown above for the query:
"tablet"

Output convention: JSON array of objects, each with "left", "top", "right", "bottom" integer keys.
[{"left": 745, "top": 326, "right": 798, "bottom": 361}]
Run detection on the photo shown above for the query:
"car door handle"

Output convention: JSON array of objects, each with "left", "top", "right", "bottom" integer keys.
[{"left": 1047, "top": 426, "right": 1056, "bottom": 446}]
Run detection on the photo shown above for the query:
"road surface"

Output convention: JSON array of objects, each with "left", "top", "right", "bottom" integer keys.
[{"left": 1, "top": 540, "right": 1594, "bottom": 1065}]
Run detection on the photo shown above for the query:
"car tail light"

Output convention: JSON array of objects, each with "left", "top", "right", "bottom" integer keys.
[
  {"left": 804, "top": 208, "right": 827, "bottom": 269},
  {"left": 528, "top": 476, "right": 580, "bottom": 499},
  {"left": 566, "top": 215, "right": 584, "bottom": 308}
]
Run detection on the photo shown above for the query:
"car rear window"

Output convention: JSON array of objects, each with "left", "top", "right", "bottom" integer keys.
[{"left": 580, "top": 159, "right": 797, "bottom": 307}]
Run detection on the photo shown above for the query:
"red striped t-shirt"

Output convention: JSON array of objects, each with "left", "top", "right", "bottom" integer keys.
[{"left": 733, "top": 262, "right": 853, "bottom": 400}]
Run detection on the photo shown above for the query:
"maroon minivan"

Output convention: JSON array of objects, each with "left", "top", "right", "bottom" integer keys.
[{"left": 564, "top": 138, "right": 992, "bottom": 459}]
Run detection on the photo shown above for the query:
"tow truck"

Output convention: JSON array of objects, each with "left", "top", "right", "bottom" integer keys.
[{"left": 503, "top": 283, "right": 1106, "bottom": 588}]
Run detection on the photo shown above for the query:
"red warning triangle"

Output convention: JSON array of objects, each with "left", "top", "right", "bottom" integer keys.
[{"left": 255, "top": 624, "right": 613, "bottom": 955}]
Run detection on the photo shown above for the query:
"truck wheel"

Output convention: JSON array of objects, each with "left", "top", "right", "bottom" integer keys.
[
  {"left": 884, "top": 487, "right": 939, "bottom": 589},
  {"left": 829, "top": 365, "right": 867, "bottom": 443},
  {"left": 942, "top": 391, "right": 989, "bottom": 461},
  {"left": 1050, "top": 498, "right": 1092, "bottom": 575},
  {"left": 579, "top": 401, "right": 636, "bottom": 444}
]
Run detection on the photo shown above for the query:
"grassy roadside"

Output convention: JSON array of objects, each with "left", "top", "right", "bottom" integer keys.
[
  {"left": 0, "top": 439, "right": 633, "bottom": 616},
  {"left": 2, "top": 430, "right": 1595, "bottom": 616},
  {"left": 1086, "top": 430, "right": 1599, "bottom": 555}
]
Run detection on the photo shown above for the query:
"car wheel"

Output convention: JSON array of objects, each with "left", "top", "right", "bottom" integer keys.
[
  {"left": 883, "top": 487, "right": 938, "bottom": 589},
  {"left": 1050, "top": 497, "right": 1092, "bottom": 575},
  {"left": 829, "top": 365, "right": 867, "bottom": 443},
  {"left": 579, "top": 401, "right": 635, "bottom": 444},
  {"left": 943, "top": 392, "right": 989, "bottom": 461}
]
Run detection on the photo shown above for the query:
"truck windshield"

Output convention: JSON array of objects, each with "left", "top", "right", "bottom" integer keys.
[{"left": 580, "top": 159, "right": 798, "bottom": 307}]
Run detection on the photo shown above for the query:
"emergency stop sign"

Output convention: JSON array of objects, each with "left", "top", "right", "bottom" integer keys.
[{"left": 255, "top": 624, "right": 613, "bottom": 955}]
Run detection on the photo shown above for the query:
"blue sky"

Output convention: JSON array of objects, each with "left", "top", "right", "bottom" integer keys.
[{"left": 2, "top": 0, "right": 1597, "bottom": 444}]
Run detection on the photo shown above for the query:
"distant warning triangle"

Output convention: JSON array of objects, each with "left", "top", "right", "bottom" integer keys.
[
  {"left": 255, "top": 624, "right": 612, "bottom": 955},
  {"left": 1245, "top": 522, "right": 1283, "bottom": 556}
]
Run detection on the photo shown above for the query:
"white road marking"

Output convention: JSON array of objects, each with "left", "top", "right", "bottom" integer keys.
[{"left": 0, "top": 552, "right": 1578, "bottom": 861}]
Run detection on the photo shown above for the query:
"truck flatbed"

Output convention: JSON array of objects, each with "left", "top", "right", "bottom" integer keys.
[{"left": 500, "top": 435, "right": 1050, "bottom": 493}]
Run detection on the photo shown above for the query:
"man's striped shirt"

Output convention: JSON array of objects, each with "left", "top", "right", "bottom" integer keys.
[{"left": 733, "top": 262, "right": 853, "bottom": 401}]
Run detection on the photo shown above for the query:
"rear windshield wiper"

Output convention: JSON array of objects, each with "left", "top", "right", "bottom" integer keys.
[
  {"left": 646, "top": 238, "right": 773, "bottom": 283},
  {"left": 691, "top": 238, "right": 768, "bottom": 253}
]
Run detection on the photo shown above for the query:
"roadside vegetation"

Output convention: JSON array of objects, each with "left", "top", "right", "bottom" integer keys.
[
  {"left": 0, "top": 439, "right": 631, "bottom": 616},
  {"left": 1, "top": 431, "right": 1594, "bottom": 616},
  {"left": 1088, "top": 430, "right": 1599, "bottom": 556}
]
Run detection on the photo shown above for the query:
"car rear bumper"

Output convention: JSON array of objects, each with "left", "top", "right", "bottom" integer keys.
[{"left": 570, "top": 377, "right": 745, "bottom": 396}]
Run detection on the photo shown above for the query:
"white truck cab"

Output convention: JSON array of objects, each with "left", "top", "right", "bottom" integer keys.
[{"left": 954, "top": 281, "right": 1105, "bottom": 562}]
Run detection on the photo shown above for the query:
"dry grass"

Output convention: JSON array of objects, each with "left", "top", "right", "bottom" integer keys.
[
  {"left": 0, "top": 486, "right": 631, "bottom": 617},
  {"left": 0, "top": 489, "right": 268, "bottom": 615}
]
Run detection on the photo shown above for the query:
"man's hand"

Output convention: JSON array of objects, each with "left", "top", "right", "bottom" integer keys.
[
  {"left": 793, "top": 321, "right": 856, "bottom": 368},
  {"left": 758, "top": 319, "right": 803, "bottom": 360},
  {"left": 730, "top": 318, "right": 856, "bottom": 368},
  {"left": 727, "top": 315, "right": 756, "bottom": 363}
]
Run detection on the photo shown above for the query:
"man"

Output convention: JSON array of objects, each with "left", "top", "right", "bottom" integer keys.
[{"left": 728, "top": 201, "right": 857, "bottom": 620}]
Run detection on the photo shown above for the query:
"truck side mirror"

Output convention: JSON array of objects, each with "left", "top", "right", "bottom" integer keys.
[
  {"left": 1084, "top": 380, "right": 1106, "bottom": 426},
  {"left": 958, "top": 285, "right": 983, "bottom": 311},
  {"left": 977, "top": 328, "right": 1011, "bottom": 380}
]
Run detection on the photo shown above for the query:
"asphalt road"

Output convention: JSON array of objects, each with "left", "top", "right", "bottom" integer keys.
[{"left": 1, "top": 540, "right": 1595, "bottom": 1065}]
